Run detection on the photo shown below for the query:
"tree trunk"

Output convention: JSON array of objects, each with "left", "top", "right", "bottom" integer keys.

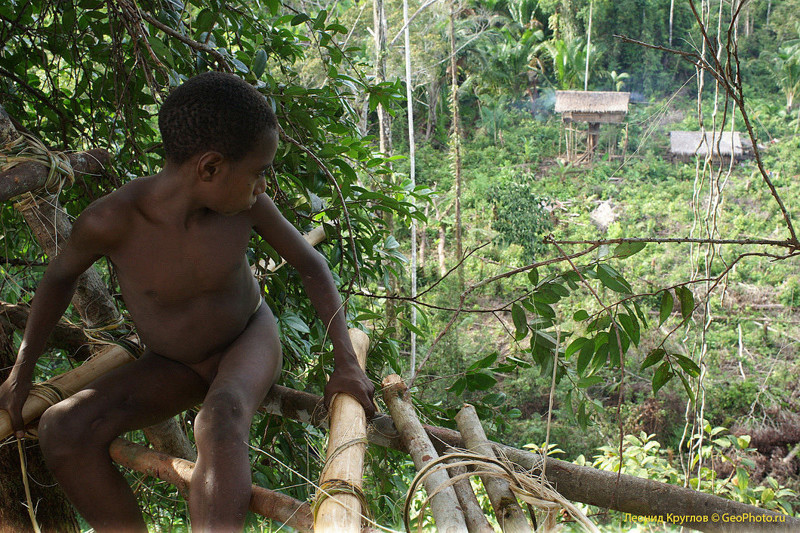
[
  {"left": 0, "top": 322, "right": 79, "bottom": 533},
  {"left": 449, "top": 0, "right": 464, "bottom": 292}
]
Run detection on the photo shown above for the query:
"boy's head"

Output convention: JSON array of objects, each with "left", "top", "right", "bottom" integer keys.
[{"left": 158, "top": 72, "right": 277, "bottom": 165}]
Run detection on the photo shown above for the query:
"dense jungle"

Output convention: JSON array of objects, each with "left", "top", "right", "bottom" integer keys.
[{"left": 1, "top": 0, "right": 800, "bottom": 531}]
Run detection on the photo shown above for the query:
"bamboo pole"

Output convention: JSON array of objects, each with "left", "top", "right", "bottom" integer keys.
[
  {"left": 456, "top": 404, "right": 532, "bottom": 533},
  {"left": 314, "top": 328, "right": 370, "bottom": 533},
  {"left": 382, "top": 374, "right": 467, "bottom": 533},
  {"left": 0, "top": 344, "right": 136, "bottom": 440},
  {"left": 109, "top": 438, "right": 313, "bottom": 532}
]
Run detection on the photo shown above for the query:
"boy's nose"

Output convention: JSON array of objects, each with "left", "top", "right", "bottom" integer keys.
[{"left": 254, "top": 177, "right": 267, "bottom": 195}]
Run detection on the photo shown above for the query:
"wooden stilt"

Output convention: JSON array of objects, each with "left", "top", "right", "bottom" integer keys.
[
  {"left": 382, "top": 374, "right": 467, "bottom": 533},
  {"left": 314, "top": 328, "right": 370, "bottom": 533},
  {"left": 456, "top": 404, "right": 532, "bottom": 533},
  {"left": 444, "top": 455, "right": 494, "bottom": 533},
  {"left": 109, "top": 438, "right": 313, "bottom": 532}
]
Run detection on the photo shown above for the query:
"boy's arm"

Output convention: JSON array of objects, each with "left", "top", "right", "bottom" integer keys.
[
  {"left": 250, "top": 194, "right": 376, "bottom": 418},
  {"left": 0, "top": 203, "right": 119, "bottom": 436}
]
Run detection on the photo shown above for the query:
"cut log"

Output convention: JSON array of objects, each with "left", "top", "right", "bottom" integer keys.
[
  {"left": 314, "top": 328, "right": 370, "bottom": 533},
  {"left": 456, "top": 404, "right": 532, "bottom": 533},
  {"left": 382, "top": 374, "right": 467, "bottom": 533},
  {"left": 444, "top": 455, "right": 495, "bottom": 533},
  {"left": 109, "top": 438, "right": 312, "bottom": 532}
]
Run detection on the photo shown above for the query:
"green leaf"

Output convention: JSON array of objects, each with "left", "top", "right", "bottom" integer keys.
[
  {"left": 528, "top": 267, "right": 539, "bottom": 286},
  {"left": 467, "top": 352, "right": 498, "bottom": 371},
  {"left": 565, "top": 337, "right": 589, "bottom": 360},
  {"left": 577, "top": 340, "right": 595, "bottom": 375},
  {"left": 291, "top": 14, "right": 310, "bottom": 25},
  {"left": 617, "top": 313, "right": 640, "bottom": 346},
  {"left": 679, "top": 372, "right": 695, "bottom": 404},
  {"left": 312, "top": 10, "right": 328, "bottom": 30},
  {"left": 466, "top": 370, "right": 497, "bottom": 391},
  {"left": 675, "top": 286, "right": 695, "bottom": 320},
  {"left": 573, "top": 309, "right": 589, "bottom": 321},
  {"left": 641, "top": 348, "right": 666, "bottom": 370},
  {"left": 577, "top": 375, "right": 603, "bottom": 388},
  {"left": 448, "top": 377, "right": 467, "bottom": 396},
  {"left": 613, "top": 241, "right": 646, "bottom": 258},
  {"left": 252, "top": 48, "right": 268, "bottom": 78},
  {"left": 596, "top": 264, "right": 632, "bottom": 294},
  {"left": 659, "top": 290, "right": 674, "bottom": 325},
  {"left": 652, "top": 362, "right": 673, "bottom": 394},
  {"left": 673, "top": 353, "right": 701, "bottom": 377},
  {"left": 511, "top": 303, "right": 528, "bottom": 340}
]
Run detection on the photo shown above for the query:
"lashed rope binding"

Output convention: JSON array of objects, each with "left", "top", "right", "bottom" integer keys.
[
  {"left": 404, "top": 450, "right": 599, "bottom": 533},
  {"left": 2, "top": 131, "right": 76, "bottom": 212}
]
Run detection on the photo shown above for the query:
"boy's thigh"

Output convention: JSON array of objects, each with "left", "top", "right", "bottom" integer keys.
[
  {"left": 52, "top": 351, "right": 208, "bottom": 440},
  {"left": 204, "top": 303, "right": 282, "bottom": 416}
]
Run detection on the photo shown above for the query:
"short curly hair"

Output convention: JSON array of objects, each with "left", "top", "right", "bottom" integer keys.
[{"left": 158, "top": 72, "right": 277, "bottom": 164}]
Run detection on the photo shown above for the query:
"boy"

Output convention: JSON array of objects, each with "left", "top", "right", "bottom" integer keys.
[{"left": 0, "top": 72, "right": 375, "bottom": 532}]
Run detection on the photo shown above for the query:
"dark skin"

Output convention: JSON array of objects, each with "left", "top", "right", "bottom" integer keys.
[{"left": 0, "top": 128, "right": 375, "bottom": 532}]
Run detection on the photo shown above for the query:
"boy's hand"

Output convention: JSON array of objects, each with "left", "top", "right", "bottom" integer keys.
[
  {"left": 0, "top": 374, "right": 32, "bottom": 439},
  {"left": 324, "top": 364, "right": 376, "bottom": 419}
]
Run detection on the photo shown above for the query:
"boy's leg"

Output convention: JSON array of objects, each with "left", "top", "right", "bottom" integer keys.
[
  {"left": 38, "top": 352, "right": 208, "bottom": 533},
  {"left": 189, "top": 303, "right": 282, "bottom": 531}
]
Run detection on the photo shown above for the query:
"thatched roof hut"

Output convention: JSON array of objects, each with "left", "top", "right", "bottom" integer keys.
[
  {"left": 669, "top": 131, "right": 746, "bottom": 160},
  {"left": 554, "top": 91, "right": 630, "bottom": 123}
]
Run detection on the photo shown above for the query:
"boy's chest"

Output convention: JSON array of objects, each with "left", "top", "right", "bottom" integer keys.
[{"left": 111, "top": 217, "right": 253, "bottom": 301}]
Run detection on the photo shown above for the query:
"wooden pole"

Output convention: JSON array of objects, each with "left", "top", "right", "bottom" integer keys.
[
  {"left": 109, "top": 438, "right": 313, "bottom": 532},
  {"left": 456, "top": 404, "right": 532, "bottom": 533},
  {"left": 0, "top": 344, "right": 136, "bottom": 440},
  {"left": 314, "top": 328, "right": 370, "bottom": 533},
  {"left": 444, "top": 455, "right": 495, "bottom": 533},
  {"left": 263, "top": 389, "right": 800, "bottom": 533},
  {"left": 382, "top": 374, "right": 467, "bottom": 533}
]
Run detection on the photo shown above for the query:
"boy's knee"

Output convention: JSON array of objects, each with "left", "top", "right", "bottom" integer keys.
[
  {"left": 195, "top": 390, "right": 250, "bottom": 441},
  {"left": 39, "top": 396, "right": 113, "bottom": 459}
]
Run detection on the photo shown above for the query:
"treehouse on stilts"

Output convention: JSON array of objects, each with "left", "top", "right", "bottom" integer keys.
[
  {"left": 4, "top": 105, "right": 799, "bottom": 533},
  {"left": 554, "top": 90, "right": 630, "bottom": 164}
]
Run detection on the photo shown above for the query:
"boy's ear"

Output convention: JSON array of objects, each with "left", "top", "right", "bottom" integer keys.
[{"left": 196, "top": 151, "right": 225, "bottom": 182}]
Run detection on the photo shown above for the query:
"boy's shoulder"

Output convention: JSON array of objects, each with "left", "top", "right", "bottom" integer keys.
[{"left": 71, "top": 177, "right": 151, "bottom": 252}]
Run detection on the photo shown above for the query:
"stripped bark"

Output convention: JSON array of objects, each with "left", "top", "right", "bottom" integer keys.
[
  {"left": 142, "top": 417, "right": 196, "bottom": 462},
  {"left": 444, "top": 455, "right": 495, "bottom": 533},
  {"left": 382, "top": 374, "right": 467, "bottom": 533},
  {"left": 314, "top": 328, "right": 370, "bottom": 532},
  {"left": 456, "top": 404, "right": 532, "bottom": 533},
  {"left": 109, "top": 438, "right": 313, "bottom": 532}
]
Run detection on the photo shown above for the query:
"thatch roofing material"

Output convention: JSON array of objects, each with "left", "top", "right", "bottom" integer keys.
[
  {"left": 669, "top": 131, "right": 742, "bottom": 157},
  {"left": 554, "top": 91, "right": 631, "bottom": 114}
]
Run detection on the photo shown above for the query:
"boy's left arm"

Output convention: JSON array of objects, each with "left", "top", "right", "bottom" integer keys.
[{"left": 251, "top": 194, "right": 375, "bottom": 418}]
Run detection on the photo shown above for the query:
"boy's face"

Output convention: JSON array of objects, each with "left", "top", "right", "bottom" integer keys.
[{"left": 209, "top": 129, "right": 278, "bottom": 216}]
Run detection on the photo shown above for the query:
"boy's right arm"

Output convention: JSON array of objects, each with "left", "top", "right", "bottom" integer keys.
[{"left": 0, "top": 203, "right": 120, "bottom": 437}]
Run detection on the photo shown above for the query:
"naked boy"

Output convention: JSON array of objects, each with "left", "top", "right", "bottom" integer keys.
[{"left": 0, "top": 72, "right": 375, "bottom": 532}]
